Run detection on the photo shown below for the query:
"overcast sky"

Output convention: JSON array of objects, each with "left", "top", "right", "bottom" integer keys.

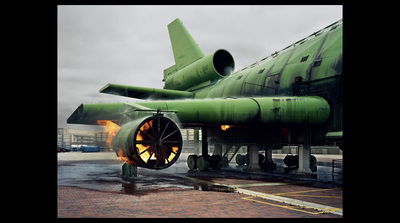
[{"left": 58, "top": 5, "right": 342, "bottom": 130}]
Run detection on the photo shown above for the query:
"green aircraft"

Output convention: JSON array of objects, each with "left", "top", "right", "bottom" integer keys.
[{"left": 67, "top": 18, "right": 342, "bottom": 173}]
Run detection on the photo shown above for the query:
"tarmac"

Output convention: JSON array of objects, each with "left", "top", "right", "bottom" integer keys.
[{"left": 57, "top": 152, "right": 343, "bottom": 218}]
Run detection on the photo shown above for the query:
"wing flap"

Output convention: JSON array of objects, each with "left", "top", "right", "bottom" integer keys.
[
  {"left": 66, "top": 102, "right": 164, "bottom": 125},
  {"left": 67, "top": 103, "right": 126, "bottom": 125}
]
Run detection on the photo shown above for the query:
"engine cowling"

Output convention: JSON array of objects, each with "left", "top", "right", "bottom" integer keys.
[
  {"left": 164, "top": 49, "right": 234, "bottom": 91},
  {"left": 112, "top": 114, "right": 183, "bottom": 169}
]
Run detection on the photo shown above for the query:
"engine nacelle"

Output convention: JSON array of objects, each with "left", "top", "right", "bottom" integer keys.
[
  {"left": 112, "top": 114, "right": 183, "bottom": 169},
  {"left": 164, "top": 49, "right": 234, "bottom": 91}
]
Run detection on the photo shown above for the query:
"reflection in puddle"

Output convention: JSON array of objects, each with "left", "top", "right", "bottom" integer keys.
[
  {"left": 120, "top": 180, "right": 200, "bottom": 196},
  {"left": 120, "top": 181, "right": 234, "bottom": 195},
  {"left": 195, "top": 184, "right": 234, "bottom": 193},
  {"left": 121, "top": 182, "right": 137, "bottom": 195}
]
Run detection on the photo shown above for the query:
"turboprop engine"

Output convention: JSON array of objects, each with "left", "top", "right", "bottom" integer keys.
[{"left": 112, "top": 114, "right": 183, "bottom": 169}]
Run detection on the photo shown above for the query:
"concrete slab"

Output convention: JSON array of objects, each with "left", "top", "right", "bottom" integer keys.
[{"left": 58, "top": 153, "right": 342, "bottom": 218}]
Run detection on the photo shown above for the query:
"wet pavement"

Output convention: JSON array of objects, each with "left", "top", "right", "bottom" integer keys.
[{"left": 58, "top": 152, "right": 343, "bottom": 218}]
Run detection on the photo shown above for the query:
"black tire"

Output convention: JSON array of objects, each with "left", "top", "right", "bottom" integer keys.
[{"left": 187, "top": 154, "right": 198, "bottom": 170}]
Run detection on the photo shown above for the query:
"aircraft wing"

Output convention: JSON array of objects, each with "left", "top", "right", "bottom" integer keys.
[
  {"left": 67, "top": 96, "right": 330, "bottom": 126},
  {"left": 99, "top": 83, "right": 194, "bottom": 100},
  {"left": 67, "top": 102, "right": 154, "bottom": 125}
]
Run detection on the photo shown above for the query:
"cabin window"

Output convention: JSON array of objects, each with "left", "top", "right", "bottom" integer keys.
[
  {"left": 237, "top": 75, "right": 243, "bottom": 80},
  {"left": 258, "top": 68, "right": 265, "bottom": 74},
  {"left": 313, "top": 59, "right": 322, "bottom": 67},
  {"left": 300, "top": 55, "right": 309, "bottom": 62}
]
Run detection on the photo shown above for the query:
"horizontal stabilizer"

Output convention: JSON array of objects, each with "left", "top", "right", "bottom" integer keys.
[{"left": 99, "top": 83, "right": 194, "bottom": 99}]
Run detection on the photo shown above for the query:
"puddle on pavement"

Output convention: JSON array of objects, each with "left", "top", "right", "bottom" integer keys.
[
  {"left": 58, "top": 158, "right": 341, "bottom": 196},
  {"left": 58, "top": 161, "right": 220, "bottom": 196}
]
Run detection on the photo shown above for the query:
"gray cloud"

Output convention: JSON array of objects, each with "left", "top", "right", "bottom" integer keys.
[{"left": 58, "top": 5, "right": 342, "bottom": 129}]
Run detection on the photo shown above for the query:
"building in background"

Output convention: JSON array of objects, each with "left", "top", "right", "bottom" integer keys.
[{"left": 57, "top": 128, "right": 108, "bottom": 151}]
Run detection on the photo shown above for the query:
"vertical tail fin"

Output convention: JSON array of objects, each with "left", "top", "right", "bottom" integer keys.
[{"left": 164, "top": 18, "right": 205, "bottom": 82}]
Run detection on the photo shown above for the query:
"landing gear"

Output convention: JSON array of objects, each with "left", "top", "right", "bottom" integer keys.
[
  {"left": 235, "top": 154, "right": 264, "bottom": 166},
  {"left": 235, "top": 153, "right": 248, "bottom": 166},
  {"left": 187, "top": 126, "right": 223, "bottom": 171},
  {"left": 283, "top": 153, "right": 317, "bottom": 172},
  {"left": 187, "top": 154, "right": 198, "bottom": 170},
  {"left": 235, "top": 146, "right": 277, "bottom": 171},
  {"left": 209, "top": 155, "right": 223, "bottom": 170},
  {"left": 196, "top": 155, "right": 210, "bottom": 171},
  {"left": 187, "top": 154, "right": 223, "bottom": 171}
]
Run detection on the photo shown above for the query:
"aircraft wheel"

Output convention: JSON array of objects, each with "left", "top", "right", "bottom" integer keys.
[
  {"left": 236, "top": 154, "right": 245, "bottom": 166},
  {"left": 197, "top": 155, "right": 210, "bottom": 171},
  {"left": 284, "top": 154, "right": 298, "bottom": 167},
  {"left": 310, "top": 155, "right": 317, "bottom": 167},
  {"left": 210, "top": 155, "right": 223, "bottom": 170},
  {"left": 187, "top": 154, "right": 198, "bottom": 170}
]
